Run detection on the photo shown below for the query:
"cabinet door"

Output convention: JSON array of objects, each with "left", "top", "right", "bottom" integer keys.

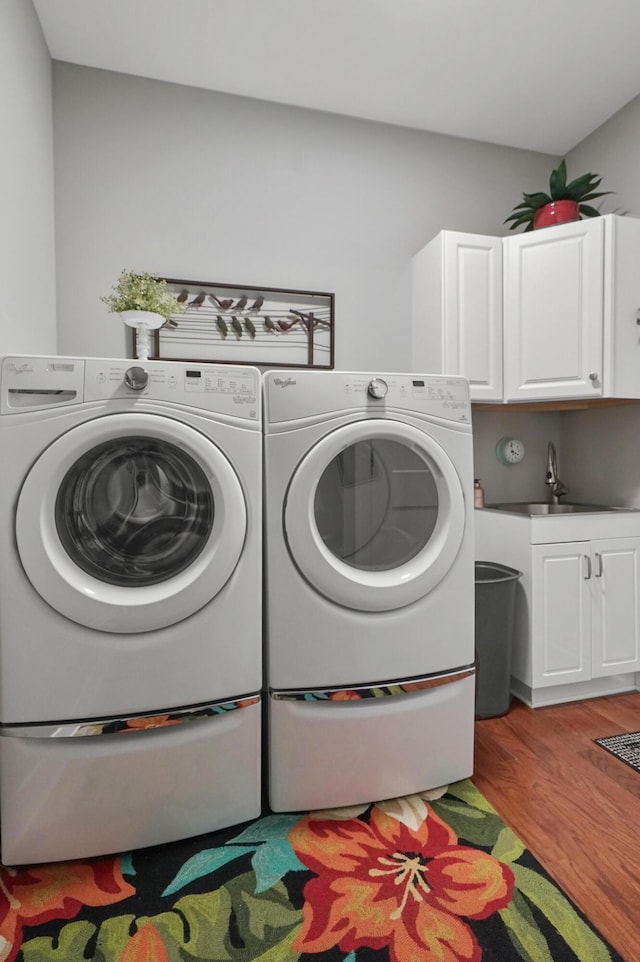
[
  {"left": 412, "top": 231, "right": 503, "bottom": 401},
  {"left": 591, "top": 537, "right": 640, "bottom": 676},
  {"left": 503, "top": 218, "right": 604, "bottom": 401},
  {"left": 603, "top": 214, "right": 640, "bottom": 399},
  {"left": 442, "top": 232, "right": 503, "bottom": 401},
  {"left": 531, "top": 542, "right": 591, "bottom": 686}
]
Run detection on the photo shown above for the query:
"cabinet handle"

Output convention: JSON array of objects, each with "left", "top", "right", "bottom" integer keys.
[
  {"left": 583, "top": 554, "right": 592, "bottom": 579},
  {"left": 588, "top": 372, "right": 599, "bottom": 382},
  {"left": 594, "top": 552, "right": 603, "bottom": 577}
]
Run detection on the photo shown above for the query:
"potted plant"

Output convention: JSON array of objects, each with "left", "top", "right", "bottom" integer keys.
[
  {"left": 505, "top": 160, "right": 612, "bottom": 232},
  {"left": 101, "top": 270, "right": 185, "bottom": 323},
  {"left": 101, "top": 270, "right": 185, "bottom": 361}
]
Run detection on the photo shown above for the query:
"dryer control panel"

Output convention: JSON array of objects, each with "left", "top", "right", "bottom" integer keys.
[{"left": 265, "top": 370, "right": 471, "bottom": 425}]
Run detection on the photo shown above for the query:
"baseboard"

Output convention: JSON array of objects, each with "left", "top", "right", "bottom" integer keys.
[{"left": 511, "top": 674, "right": 639, "bottom": 709}]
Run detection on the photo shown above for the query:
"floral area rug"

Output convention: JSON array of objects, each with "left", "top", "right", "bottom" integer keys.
[{"left": 2, "top": 779, "right": 624, "bottom": 962}]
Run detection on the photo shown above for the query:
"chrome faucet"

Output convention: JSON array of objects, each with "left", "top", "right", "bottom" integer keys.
[{"left": 545, "top": 442, "right": 569, "bottom": 504}]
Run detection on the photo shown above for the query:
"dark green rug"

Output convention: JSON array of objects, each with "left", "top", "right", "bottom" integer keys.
[{"left": 2, "top": 779, "right": 624, "bottom": 961}]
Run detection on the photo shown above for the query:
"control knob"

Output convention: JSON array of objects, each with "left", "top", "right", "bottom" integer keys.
[
  {"left": 124, "top": 366, "right": 149, "bottom": 391},
  {"left": 367, "top": 377, "right": 388, "bottom": 399}
]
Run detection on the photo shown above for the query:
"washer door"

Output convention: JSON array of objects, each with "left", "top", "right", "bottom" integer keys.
[
  {"left": 284, "top": 419, "right": 465, "bottom": 611},
  {"left": 16, "top": 414, "right": 247, "bottom": 632}
]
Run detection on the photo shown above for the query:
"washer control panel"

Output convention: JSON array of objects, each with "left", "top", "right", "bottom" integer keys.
[
  {"left": 0, "top": 356, "right": 260, "bottom": 420},
  {"left": 86, "top": 359, "right": 259, "bottom": 418}
]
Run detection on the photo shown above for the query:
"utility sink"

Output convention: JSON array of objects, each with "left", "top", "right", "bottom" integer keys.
[
  {"left": 486, "top": 502, "right": 627, "bottom": 516},
  {"left": 487, "top": 502, "right": 625, "bottom": 516}
]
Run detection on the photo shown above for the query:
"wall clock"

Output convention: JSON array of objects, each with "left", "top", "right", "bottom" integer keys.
[{"left": 496, "top": 437, "right": 525, "bottom": 465}]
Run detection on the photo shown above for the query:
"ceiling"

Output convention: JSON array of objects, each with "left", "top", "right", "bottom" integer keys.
[{"left": 33, "top": 0, "right": 640, "bottom": 155}]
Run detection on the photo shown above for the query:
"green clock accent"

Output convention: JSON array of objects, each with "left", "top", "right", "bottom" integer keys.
[{"left": 496, "top": 437, "right": 525, "bottom": 465}]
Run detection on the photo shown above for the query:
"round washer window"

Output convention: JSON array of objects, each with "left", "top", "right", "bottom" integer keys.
[
  {"left": 55, "top": 437, "right": 214, "bottom": 587},
  {"left": 15, "top": 412, "right": 248, "bottom": 633}
]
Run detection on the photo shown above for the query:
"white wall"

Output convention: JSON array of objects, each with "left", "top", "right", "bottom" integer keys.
[
  {"left": 566, "top": 94, "right": 640, "bottom": 220},
  {"left": 469, "top": 98, "right": 640, "bottom": 512},
  {"left": 561, "top": 404, "right": 640, "bottom": 507},
  {"left": 52, "top": 63, "right": 556, "bottom": 367},
  {"left": 473, "top": 400, "right": 640, "bottom": 512},
  {"left": 47, "top": 58, "right": 640, "bottom": 510},
  {"left": 472, "top": 408, "right": 564, "bottom": 506},
  {"left": 0, "top": 0, "right": 56, "bottom": 355},
  {"left": 470, "top": 96, "right": 640, "bottom": 511},
  {"left": 560, "top": 95, "right": 640, "bottom": 509}
]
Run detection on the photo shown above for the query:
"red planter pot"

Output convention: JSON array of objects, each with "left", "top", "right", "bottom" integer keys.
[{"left": 533, "top": 200, "right": 580, "bottom": 229}]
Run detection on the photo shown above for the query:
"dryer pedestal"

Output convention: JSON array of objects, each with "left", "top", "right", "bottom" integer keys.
[{"left": 268, "top": 672, "right": 474, "bottom": 812}]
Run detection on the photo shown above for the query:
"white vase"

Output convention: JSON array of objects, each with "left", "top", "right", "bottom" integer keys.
[{"left": 120, "top": 310, "right": 165, "bottom": 362}]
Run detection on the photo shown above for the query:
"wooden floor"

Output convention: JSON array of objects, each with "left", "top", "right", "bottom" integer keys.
[{"left": 473, "top": 691, "right": 640, "bottom": 962}]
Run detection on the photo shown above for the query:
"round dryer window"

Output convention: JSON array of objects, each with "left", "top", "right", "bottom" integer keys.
[
  {"left": 16, "top": 414, "right": 247, "bottom": 633},
  {"left": 284, "top": 419, "right": 466, "bottom": 611}
]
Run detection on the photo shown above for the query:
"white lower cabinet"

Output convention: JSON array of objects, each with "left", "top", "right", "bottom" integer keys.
[
  {"left": 532, "top": 538, "right": 640, "bottom": 687},
  {"left": 475, "top": 509, "right": 640, "bottom": 707}
]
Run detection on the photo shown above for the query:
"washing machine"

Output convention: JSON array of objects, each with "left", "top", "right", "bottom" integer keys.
[
  {"left": 0, "top": 355, "right": 262, "bottom": 864},
  {"left": 264, "top": 370, "right": 475, "bottom": 811}
]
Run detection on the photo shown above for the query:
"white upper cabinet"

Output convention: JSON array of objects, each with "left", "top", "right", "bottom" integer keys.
[
  {"left": 503, "top": 213, "right": 640, "bottom": 402},
  {"left": 602, "top": 214, "right": 640, "bottom": 399},
  {"left": 411, "top": 231, "right": 503, "bottom": 401},
  {"left": 503, "top": 217, "right": 605, "bottom": 401},
  {"left": 413, "top": 215, "right": 640, "bottom": 405}
]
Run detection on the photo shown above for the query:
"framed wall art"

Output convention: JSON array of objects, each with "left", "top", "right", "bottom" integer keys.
[{"left": 133, "top": 278, "right": 334, "bottom": 369}]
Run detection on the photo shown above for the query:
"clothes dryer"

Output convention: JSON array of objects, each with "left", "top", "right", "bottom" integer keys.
[
  {"left": 0, "top": 356, "right": 262, "bottom": 863},
  {"left": 264, "top": 370, "right": 475, "bottom": 811}
]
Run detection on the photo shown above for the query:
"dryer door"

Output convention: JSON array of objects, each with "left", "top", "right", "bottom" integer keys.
[
  {"left": 16, "top": 413, "right": 246, "bottom": 632},
  {"left": 284, "top": 419, "right": 465, "bottom": 611}
]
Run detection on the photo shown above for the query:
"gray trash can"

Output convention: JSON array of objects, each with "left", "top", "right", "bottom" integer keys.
[{"left": 474, "top": 562, "right": 522, "bottom": 719}]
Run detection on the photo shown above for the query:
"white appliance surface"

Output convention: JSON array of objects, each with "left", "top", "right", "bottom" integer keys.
[
  {"left": 264, "top": 369, "right": 475, "bottom": 689},
  {"left": 1, "top": 700, "right": 261, "bottom": 865},
  {"left": 0, "top": 355, "right": 262, "bottom": 723},
  {"left": 0, "top": 355, "right": 263, "bottom": 862},
  {"left": 263, "top": 369, "right": 475, "bottom": 811},
  {"left": 269, "top": 675, "right": 474, "bottom": 812}
]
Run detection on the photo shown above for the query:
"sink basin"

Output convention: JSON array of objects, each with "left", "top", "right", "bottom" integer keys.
[{"left": 486, "top": 502, "right": 628, "bottom": 516}]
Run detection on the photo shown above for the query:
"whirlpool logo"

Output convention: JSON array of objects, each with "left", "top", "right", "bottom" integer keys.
[
  {"left": 273, "top": 377, "right": 297, "bottom": 388},
  {"left": 6, "top": 362, "right": 34, "bottom": 374}
]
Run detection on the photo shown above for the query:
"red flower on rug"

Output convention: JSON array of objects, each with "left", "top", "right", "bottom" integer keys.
[
  {"left": 121, "top": 714, "right": 182, "bottom": 731},
  {"left": 328, "top": 690, "right": 362, "bottom": 701},
  {"left": 0, "top": 858, "right": 134, "bottom": 962},
  {"left": 289, "top": 801, "right": 514, "bottom": 962}
]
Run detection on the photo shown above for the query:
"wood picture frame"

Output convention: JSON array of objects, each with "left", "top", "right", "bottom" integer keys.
[{"left": 133, "top": 278, "right": 334, "bottom": 369}]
